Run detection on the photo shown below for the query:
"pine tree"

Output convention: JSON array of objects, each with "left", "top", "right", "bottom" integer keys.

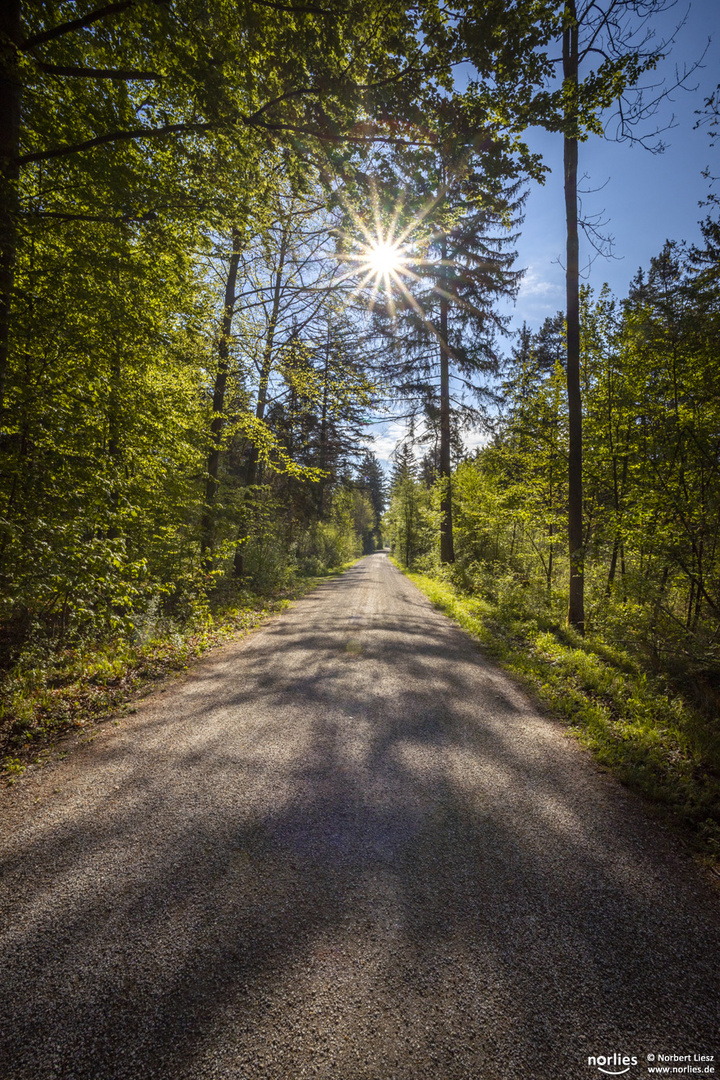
[{"left": 365, "top": 132, "right": 523, "bottom": 564}]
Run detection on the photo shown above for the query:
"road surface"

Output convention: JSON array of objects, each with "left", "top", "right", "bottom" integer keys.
[{"left": 0, "top": 553, "right": 718, "bottom": 1080}]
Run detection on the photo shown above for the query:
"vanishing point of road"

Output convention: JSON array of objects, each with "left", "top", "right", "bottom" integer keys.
[{"left": 0, "top": 554, "right": 718, "bottom": 1080}]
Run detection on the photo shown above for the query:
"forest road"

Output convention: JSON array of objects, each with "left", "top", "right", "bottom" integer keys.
[{"left": 0, "top": 553, "right": 718, "bottom": 1080}]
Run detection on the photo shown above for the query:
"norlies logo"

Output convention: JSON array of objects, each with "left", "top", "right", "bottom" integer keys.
[{"left": 588, "top": 1053, "right": 639, "bottom": 1075}]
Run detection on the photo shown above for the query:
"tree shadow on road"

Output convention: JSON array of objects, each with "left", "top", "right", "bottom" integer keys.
[{"left": 1, "top": 557, "right": 719, "bottom": 1079}]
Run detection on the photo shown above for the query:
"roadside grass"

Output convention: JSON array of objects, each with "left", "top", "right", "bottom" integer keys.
[
  {"left": 401, "top": 565, "right": 720, "bottom": 862},
  {"left": 1, "top": 563, "right": 356, "bottom": 780}
]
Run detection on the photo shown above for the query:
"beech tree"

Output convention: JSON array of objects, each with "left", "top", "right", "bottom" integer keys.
[{"left": 0, "top": 0, "right": 459, "bottom": 423}]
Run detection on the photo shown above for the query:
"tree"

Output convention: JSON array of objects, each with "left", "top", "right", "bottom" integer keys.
[
  {"left": 201, "top": 227, "right": 242, "bottom": 561},
  {"left": 542, "top": 0, "right": 695, "bottom": 631},
  {"left": 385, "top": 443, "right": 430, "bottom": 568},
  {"left": 1, "top": 0, "right": 464, "bottom": 428},
  {"left": 453, "top": 0, "right": 697, "bottom": 631},
  {"left": 355, "top": 129, "right": 524, "bottom": 563},
  {"left": 356, "top": 450, "right": 386, "bottom": 549}
]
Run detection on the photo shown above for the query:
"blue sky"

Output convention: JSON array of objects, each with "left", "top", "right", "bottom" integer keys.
[
  {"left": 372, "top": 0, "right": 720, "bottom": 468},
  {"left": 506, "top": 0, "right": 720, "bottom": 332}
]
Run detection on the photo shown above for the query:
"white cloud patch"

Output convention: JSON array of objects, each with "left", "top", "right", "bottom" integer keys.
[
  {"left": 369, "top": 417, "right": 491, "bottom": 472},
  {"left": 518, "top": 268, "right": 562, "bottom": 298},
  {"left": 462, "top": 428, "right": 491, "bottom": 453},
  {"left": 369, "top": 419, "right": 409, "bottom": 469}
]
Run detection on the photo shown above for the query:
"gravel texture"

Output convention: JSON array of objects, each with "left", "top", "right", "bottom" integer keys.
[{"left": 0, "top": 552, "right": 718, "bottom": 1080}]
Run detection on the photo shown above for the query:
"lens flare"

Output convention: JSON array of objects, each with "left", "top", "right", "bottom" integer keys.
[{"left": 366, "top": 243, "right": 402, "bottom": 276}]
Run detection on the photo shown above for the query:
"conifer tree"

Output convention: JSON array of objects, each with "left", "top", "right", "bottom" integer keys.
[{"left": 364, "top": 133, "right": 523, "bottom": 563}]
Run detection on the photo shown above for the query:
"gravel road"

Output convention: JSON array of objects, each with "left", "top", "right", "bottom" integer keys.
[{"left": 0, "top": 553, "right": 718, "bottom": 1080}]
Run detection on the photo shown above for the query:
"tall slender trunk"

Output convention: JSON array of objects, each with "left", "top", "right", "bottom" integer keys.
[
  {"left": 651, "top": 564, "right": 669, "bottom": 659},
  {"left": 439, "top": 231, "right": 454, "bottom": 564},
  {"left": 107, "top": 339, "right": 122, "bottom": 541},
  {"left": 234, "top": 230, "right": 289, "bottom": 578},
  {"left": 563, "top": 0, "right": 584, "bottom": 632},
  {"left": 244, "top": 227, "right": 289, "bottom": 490},
  {"left": 0, "top": 0, "right": 22, "bottom": 416},
  {"left": 317, "top": 326, "right": 331, "bottom": 515},
  {"left": 107, "top": 229, "right": 127, "bottom": 543},
  {"left": 607, "top": 453, "right": 628, "bottom": 594},
  {"left": 547, "top": 456, "right": 554, "bottom": 594},
  {"left": 547, "top": 523, "right": 554, "bottom": 594},
  {"left": 692, "top": 535, "right": 705, "bottom": 631},
  {"left": 201, "top": 227, "right": 241, "bottom": 560}
]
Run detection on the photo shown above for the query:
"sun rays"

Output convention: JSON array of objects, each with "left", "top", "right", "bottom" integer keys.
[
  {"left": 328, "top": 176, "right": 464, "bottom": 351},
  {"left": 365, "top": 242, "right": 403, "bottom": 277}
]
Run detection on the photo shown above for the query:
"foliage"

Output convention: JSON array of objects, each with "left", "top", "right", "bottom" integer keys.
[
  {"left": 383, "top": 443, "right": 437, "bottom": 569},
  {"left": 403, "top": 568, "right": 720, "bottom": 859},
  {"left": 0, "top": 559, "right": 358, "bottom": 777},
  {"left": 403, "top": 221, "right": 720, "bottom": 849},
  {"left": 2, "top": 0, "right": 717, "bottom": 845}
]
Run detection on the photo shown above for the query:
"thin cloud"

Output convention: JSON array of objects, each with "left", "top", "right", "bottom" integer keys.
[{"left": 518, "top": 268, "right": 562, "bottom": 298}]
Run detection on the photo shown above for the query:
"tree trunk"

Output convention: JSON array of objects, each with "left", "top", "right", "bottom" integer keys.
[
  {"left": 201, "top": 227, "right": 241, "bottom": 561},
  {"left": 244, "top": 227, "right": 288, "bottom": 489},
  {"left": 317, "top": 326, "right": 331, "bottom": 515},
  {"left": 651, "top": 564, "right": 669, "bottom": 659},
  {"left": 439, "top": 232, "right": 454, "bottom": 564},
  {"left": 107, "top": 340, "right": 122, "bottom": 541},
  {"left": 0, "top": 0, "right": 22, "bottom": 416},
  {"left": 607, "top": 455, "right": 628, "bottom": 594},
  {"left": 235, "top": 232, "right": 289, "bottom": 578},
  {"left": 547, "top": 523, "right": 554, "bottom": 594},
  {"left": 563, "top": 0, "right": 584, "bottom": 632}
]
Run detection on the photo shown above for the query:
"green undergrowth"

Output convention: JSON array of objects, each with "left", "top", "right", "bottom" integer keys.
[
  {"left": 1, "top": 563, "right": 355, "bottom": 780},
  {"left": 402, "top": 565, "right": 720, "bottom": 862}
]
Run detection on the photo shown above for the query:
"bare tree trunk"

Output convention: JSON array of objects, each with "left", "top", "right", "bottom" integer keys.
[
  {"left": 201, "top": 227, "right": 241, "bottom": 561},
  {"left": 235, "top": 228, "right": 289, "bottom": 578},
  {"left": 547, "top": 523, "right": 554, "bottom": 594},
  {"left": 244, "top": 226, "right": 289, "bottom": 489},
  {"left": 317, "top": 326, "right": 331, "bottom": 516},
  {"left": 439, "top": 232, "right": 454, "bottom": 564},
  {"left": 607, "top": 455, "right": 628, "bottom": 593},
  {"left": 563, "top": 0, "right": 585, "bottom": 632},
  {"left": 107, "top": 340, "right": 122, "bottom": 541},
  {"left": 0, "top": 0, "right": 22, "bottom": 416},
  {"left": 651, "top": 564, "right": 669, "bottom": 660}
]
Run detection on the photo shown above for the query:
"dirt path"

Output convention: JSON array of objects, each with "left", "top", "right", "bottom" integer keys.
[{"left": 0, "top": 553, "right": 718, "bottom": 1080}]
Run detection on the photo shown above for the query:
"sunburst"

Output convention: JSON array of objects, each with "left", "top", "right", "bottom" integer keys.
[
  {"left": 329, "top": 175, "right": 463, "bottom": 339},
  {"left": 365, "top": 242, "right": 403, "bottom": 277}
]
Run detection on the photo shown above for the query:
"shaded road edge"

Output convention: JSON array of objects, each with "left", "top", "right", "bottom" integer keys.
[
  {"left": 1, "top": 558, "right": 365, "bottom": 788},
  {"left": 392, "top": 558, "right": 720, "bottom": 878}
]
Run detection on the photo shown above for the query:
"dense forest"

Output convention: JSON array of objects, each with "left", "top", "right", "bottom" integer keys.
[
  {"left": 1, "top": 0, "right": 719, "bottom": 844},
  {"left": 388, "top": 231, "right": 720, "bottom": 667}
]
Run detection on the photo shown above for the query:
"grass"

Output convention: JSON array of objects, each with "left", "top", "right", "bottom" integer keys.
[
  {"left": 399, "top": 563, "right": 720, "bottom": 863},
  {"left": 0, "top": 562, "right": 357, "bottom": 780}
]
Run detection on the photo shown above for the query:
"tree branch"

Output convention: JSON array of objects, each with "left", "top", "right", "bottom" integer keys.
[
  {"left": 242, "top": 87, "right": 321, "bottom": 124},
  {"left": 246, "top": 116, "right": 434, "bottom": 147},
  {"left": 21, "top": 1, "right": 138, "bottom": 51},
  {"left": 20, "top": 210, "right": 158, "bottom": 223},
  {"left": 16, "top": 121, "right": 213, "bottom": 165},
  {"left": 36, "top": 63, "right": 162, "bottom": 80},
  {"left": 250, "top": 0, "right": 332, "bottom": 12}
]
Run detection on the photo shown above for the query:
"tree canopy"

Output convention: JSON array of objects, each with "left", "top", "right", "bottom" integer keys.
[{"left": 1, "top": 1, "right": 717, "bottom": 795}]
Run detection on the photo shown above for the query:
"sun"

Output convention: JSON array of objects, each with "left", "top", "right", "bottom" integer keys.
[{"left": 366, "top": 243, "right": 402, "bottom": 276}]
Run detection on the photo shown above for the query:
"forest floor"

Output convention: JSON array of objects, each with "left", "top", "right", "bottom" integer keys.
[
  {"left": 0, "top": 553, "right": 718, "bottom": 1080},
  {"left": 0, "top": 566, "right": 355, "bottom": 778},
  {"left": 400, "top": 569, "right": 720, "bottom": 863}
]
